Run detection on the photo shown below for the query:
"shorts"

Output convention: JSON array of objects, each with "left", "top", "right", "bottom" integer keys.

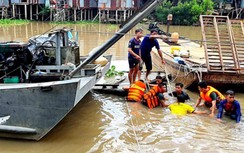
[
  {"left": 128, "top": 58, "right": 140, "bottom": 68},
  {"left": 139, "top": 56, "right": 152, "bottom": 71}
]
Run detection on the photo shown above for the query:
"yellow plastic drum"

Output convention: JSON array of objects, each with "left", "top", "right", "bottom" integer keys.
[{"left": 171, "top": 32, "right": 179, "bottom": 43}]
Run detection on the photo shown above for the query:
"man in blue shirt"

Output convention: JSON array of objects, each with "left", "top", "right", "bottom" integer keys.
[
  {"left": 217, "top": 90, "right": 242, "bottom": 123},
  {"left": 128, "top": 28, "right": 143, "bottom": 85},
  {"left": 138, "top": 29, "right": 166, "bottom": 81}
]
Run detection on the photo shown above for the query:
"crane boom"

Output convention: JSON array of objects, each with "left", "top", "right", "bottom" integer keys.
[{"left": 69, "top": 0, "right": 163, "bottom": 78}]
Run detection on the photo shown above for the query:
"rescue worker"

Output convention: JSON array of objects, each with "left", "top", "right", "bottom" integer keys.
[
  {"left": 194, "top": 81, "right": 225, "bottom": 117},
  {"left": 143, "top": 82, "right": 167, "bottom": 108},
  {"left": 217, "top": 90, "right": 242, "bottom": 123},
  {"left": 169, "top": 82, "right": 190, "bottom": 103},
  {"left": 169, "top": 95, "right": 207, "bottom": 115},
  {"left": 128, "top": 28, "right": 143, "bottom": 85}
]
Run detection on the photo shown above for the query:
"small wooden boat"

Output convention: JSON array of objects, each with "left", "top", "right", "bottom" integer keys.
[{"left": 152, "top": 15, "right": 244, "bottom": 91}]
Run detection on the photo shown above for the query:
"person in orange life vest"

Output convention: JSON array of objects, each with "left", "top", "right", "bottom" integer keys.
[
  {"left": 143, "top": 82, "right": 167, "bottom": 108},
  {"left": 194, "top": 81, "right": 225, "bottom": 117},
  {"left": 127, "top": 80, "right": 146, "bottom": 102},
  {"left": 151, "top": 76, "right": 168, "bottom": 107},
  {"left": 149, "top": 75, "right": 165, "bottom": 87},
  {"left": 156, "top": 82, "right": 168, "bottom": 107},
  {"left": 128, "top": 28, "right": 143, "bottom": 85},
  {"left": 217, "top": 90, "right": 242, "bottom": 123},
  {"left": 169, "top": 82, "right": 190, "bottom": 103}
]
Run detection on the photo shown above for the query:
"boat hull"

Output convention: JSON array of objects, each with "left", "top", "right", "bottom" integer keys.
[
  {"left": 0, "top": 55, "right": 111, "bottom": 140},
  {"left": 152, "top": 51, "right": 244, "bottom": 92}
]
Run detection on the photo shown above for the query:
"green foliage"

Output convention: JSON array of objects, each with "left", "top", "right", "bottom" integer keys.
[
  {"left": 39, "top": 7, "right": 50, "bottom": 15},
  {"left": 0, "top": 19, "right": 30, "bottom": 27},
  {"left": 50, "top": 20, "right": 99, "bottom": 25},
  {"left": 105, "top": 65, "right": 124, "bottom": 78},
  {"left": 155, "top": 0, "right": 214, "bottom": 25}
]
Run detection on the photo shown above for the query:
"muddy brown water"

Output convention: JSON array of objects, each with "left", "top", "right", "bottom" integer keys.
[{"left": 0, "top": 22, "right": 244, "bottom": 152}]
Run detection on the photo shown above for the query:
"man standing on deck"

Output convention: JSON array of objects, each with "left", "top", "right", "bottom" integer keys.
[
  {"left": 138, "top": 29, "right": 166, "bottom": 81},
  {"left": 194, "top": 81, "right": 225, "bottom": 117},
  {"left": 128, "top": 28, "right": 143, "bottom": 85}
]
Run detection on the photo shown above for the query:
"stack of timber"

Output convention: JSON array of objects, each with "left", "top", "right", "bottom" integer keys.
[{"left": 152, "top": 15, "right": 244, "bottom": 90}]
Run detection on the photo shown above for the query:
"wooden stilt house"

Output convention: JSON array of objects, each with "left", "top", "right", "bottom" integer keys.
[
  {"left": 0, "top": 0, "right": 9, "bottom": 19},
  {"left": 98, "top": 0, "right": 140, "bottom": 23}
]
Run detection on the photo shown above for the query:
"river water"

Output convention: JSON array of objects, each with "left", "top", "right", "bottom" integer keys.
[{"left": 0, "top": 22, "right": 244, "bottom": 153}]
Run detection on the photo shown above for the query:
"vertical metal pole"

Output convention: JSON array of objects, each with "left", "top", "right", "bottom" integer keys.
[{"left": 56, "top": 32, "right": 61, "bottom": 65}]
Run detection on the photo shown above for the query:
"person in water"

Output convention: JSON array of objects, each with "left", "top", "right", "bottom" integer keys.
[
  {"left": 151, "top": 76, "right": 168, "bottom": 107},
  {"left": 127, "top": 28, "right": 143, "bottom": 85},
  {"left": 169, "top": 82, "right": 190, "bottom": 103},
  {"left": 194, "top": 81, "right": 225, "bottom": 117},
  {"left": 217, "top": 90, "right": 242, "bottom": 123},
  {"left": 169, "top": 95, "right": 207, "bottom": 115}
]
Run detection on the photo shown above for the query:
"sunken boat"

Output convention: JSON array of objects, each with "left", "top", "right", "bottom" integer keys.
[{"left": 152, "top": 15, "right": 244, "bottom": 91}]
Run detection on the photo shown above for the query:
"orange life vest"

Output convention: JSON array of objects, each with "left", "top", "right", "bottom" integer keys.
[
  {"left": 143, "top": 85, "right": 164, "bottom": 109},
  {"left": 200, "top": 86, "right": 225, "bottom": 103},
  {"left": 127, "top": 81, "right": 146, "bottom": 102}
]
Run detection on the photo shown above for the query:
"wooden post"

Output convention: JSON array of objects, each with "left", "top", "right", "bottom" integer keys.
[
  {"left": 107, "top": 10, "right": 109, "bottom": 22},
  {"left": 116, "top": 9, "right": 118, "bottom": 24},
  {"left": 84, "top": 9, "right": 87, "bottom": 20},
  {"left": 91, "top": 9, "right": 93, "bottom": 20},
  {"left": 74, "top": 8, "right": 76, "bottom": 21},
  {"left": 36, "top": 4, "right": 39, "bottom": 20},
  {"left": 123, "top": 10, "right": 126, "bottom": 21},
  {"left": 127, "top": 9, "right": 130, "bottom": 18},
  {"left": 64, "top": 9, "right": 66, "bottom": 21},
  {"left": 87, "top": 9, "right": 90, "bottom": 20},
  {"left": 25, "top": 4, "right": 27, "bottom": 19},
  {"left": 12, "top": 4, "right": 15, "bottom": 18},
  {"left": 98, "top": 9, "right": 101, "bottom": 22},
  {"left": 50, "top": 8, "right": 52, "bottom": 21},
  {"left": 18, "top": 6, "right": 21, "bottom": 19},
  {"left": 68, "top": 9, "right": 70, "bottom": 21},
  {"left": 81, "top": 9, "right": 83, "bottom": 21},
  {"left": 30, "top": 4, "right": 33, "bottom": 20}
]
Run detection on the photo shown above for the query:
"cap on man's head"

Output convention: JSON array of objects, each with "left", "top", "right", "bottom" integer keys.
[
  {"left": 226, "top": 90, "right": 235, "bottom": 96},
  {"left": 150, "top": 28, "right": 158, "bottom": 34}
]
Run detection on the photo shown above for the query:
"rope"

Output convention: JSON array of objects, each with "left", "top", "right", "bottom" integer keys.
[
  {"left": 163, "top": 64, "right": 173, "bottom": 95},
  {"left": 124, "top": 98, "right": 142, "bottom": 152}
]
